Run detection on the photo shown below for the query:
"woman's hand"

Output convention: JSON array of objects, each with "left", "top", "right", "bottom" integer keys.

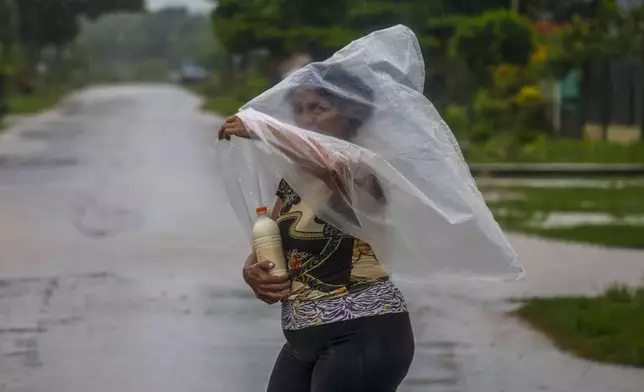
[
  {"left": 243, "top": 256, "right": 291, "bottom": 305},
  {"left": 218, "top": 115, "right": 251, "bottom": 140}
]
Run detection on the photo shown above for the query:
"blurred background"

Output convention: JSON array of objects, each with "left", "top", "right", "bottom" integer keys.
[{"left": 0, "top": 1, "right": 643, "bottom": 391}]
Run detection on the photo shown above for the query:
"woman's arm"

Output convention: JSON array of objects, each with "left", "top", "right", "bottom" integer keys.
[
  {"left": 218, "top": 115, "right": 382, "bottom": 205},
  {"left": 219, "top": 115, "right": 341, "bottom": 181}
]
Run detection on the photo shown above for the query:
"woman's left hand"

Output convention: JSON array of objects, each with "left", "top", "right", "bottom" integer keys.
[{"left": 218, "top": 115, "right": 251, "bottom": 140}]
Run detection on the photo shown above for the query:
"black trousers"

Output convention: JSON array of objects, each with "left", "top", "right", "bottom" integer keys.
[{"left": 267, "top": 313, "right": 415, "bottom": 392}]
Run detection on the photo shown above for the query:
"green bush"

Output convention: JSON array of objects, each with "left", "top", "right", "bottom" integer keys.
[
  {"left": 473, "top": 89, "right": 510, "bottom": 125},
  {"left": 443, "top": 104, "right": 470, "bottom": 139},
  {"left": 7, "top": 85, "right": 71, "bottom": 114},
  {"left": 195, "top": 66, "right": 270, "bottom": 116},
  {"left": 452, "top": 10, "right": 536, "bottom": 83}
]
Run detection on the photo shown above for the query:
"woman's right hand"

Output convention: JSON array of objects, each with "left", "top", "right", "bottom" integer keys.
[
  {"left": 218, "top": 115, "right": 251, "bottom": 140},
  {"left": 243, "top": 259, "right": 291, "bottom": 305}
]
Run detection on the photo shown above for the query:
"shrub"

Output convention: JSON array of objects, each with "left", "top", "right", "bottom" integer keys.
[
  {"left": 443, "top": 104, "right": 470, "bottom": 140},
  {"left": 452, "top": 10, "right": 537, "bottom": 84}
]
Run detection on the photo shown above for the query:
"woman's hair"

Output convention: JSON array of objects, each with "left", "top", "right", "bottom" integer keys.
[{"left": 285, "top": 64, "right": 375, "bottom": 138}]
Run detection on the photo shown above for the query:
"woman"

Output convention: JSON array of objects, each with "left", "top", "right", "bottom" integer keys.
[{"left": 218, "top": 64, "right": 415, "bottom": 392}]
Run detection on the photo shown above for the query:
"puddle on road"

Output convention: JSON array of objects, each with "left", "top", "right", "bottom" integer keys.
[
  {"left": 20, "top": 128, "right": 83, "bottom": 141},
  {"left": 482, "top": 186, "right": 644, "bottom": 229},
  {"left": 0, "top": 272, "right": 126, "bottom": 371},
  {"left": 71, "top": 196, "right": 143, "bottom": 238},
  {"left": 482, "top": 190, "right": 525, "bottom": 203},
  {"left": 0, "top": 155, "right": 78, "bottom": 170},
  {"left": 404, "top": 339, "right": 464, "bottom": 391},
  {"left": 538, "top": 212, "right": 644, "bottom": 228}
]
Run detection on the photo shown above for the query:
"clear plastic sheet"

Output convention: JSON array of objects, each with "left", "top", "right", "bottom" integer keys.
[{"left": 216, "top": 25, "right": 524, "bottom": 283}]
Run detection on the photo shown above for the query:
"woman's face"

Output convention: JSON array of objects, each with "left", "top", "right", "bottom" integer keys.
[{"left": 291, "top": 88, "right": 350, "bottom": 138}]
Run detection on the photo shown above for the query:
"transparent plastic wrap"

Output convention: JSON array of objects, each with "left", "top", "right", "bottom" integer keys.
[{"left": 216, "top": 25, "right": 524, "bottom": 283}]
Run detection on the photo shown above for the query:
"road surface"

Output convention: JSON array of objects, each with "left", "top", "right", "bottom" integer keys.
[{"left": 0, "top": 86, "right": 642, "bottom": 392}]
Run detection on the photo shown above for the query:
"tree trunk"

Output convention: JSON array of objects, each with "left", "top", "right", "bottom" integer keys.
[
  {"left": 18, "top": 44, "right": 41, "bottom": 95},
  {"left": 641, "top": 41, "right": 644, "bottom": 141},
  {"left": 0, "top": 73, "right": 7, "bottom": 118},
  {"left": 600, "top": 58, "right": 612, "bottom": 141},
  {"left": 511, "top": 0, "right": 520, "bottom": 13}
]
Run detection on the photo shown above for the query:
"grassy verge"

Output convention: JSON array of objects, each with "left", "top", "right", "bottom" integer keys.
[
  {"left": 484, "top": 185, "right": 644, "bottom": 248},
  {"left": 486, "top": 186, "right": 644, "bottom": 216},
  {"left": 200, "top": 96, "right": 243, "bottom": 116},
  {"left": 466, "top": 137, "right": 644, "bottom": 164},
  {"left": 187, "top": 83, "right": 243, "bottom": 116},
  {"left": 515, "top": 285, "right": 644, "bottom": 368},
  {"left": 7, "top": 87, "right": 71, "bottom": 115},
  {"left": 188, "top": 70, "right": 270, "bottom": 117},
  {"left": 518, "top": 225, "right": 644, "bottom": 249}
]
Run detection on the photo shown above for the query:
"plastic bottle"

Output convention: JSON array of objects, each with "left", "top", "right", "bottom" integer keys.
[{"left": 252, "top": 206, "right": 287, "bottom": 277}]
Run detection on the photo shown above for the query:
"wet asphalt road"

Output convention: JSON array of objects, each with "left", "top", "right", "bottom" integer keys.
[{"left": 0, "top": 86, "right": 642, "bottom": 392}]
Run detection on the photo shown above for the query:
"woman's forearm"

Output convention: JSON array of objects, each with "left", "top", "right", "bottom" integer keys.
[
  {"left": 241, "top": 115, "right": 337, "bottom": 179},
  {"left": 265, "top": 126, "right": 330, "bottom": 176},
  {"left": 261, "top": 125, "right": 352, "bottom": 200}
]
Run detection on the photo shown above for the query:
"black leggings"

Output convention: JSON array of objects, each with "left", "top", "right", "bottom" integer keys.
[{"left": 267, "top": 313, "right": 415, "bottom": 392}]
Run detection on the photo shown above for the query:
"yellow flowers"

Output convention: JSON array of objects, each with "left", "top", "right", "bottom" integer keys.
[
  {"left": 516, "top": 85, "right": 542, "bottom": 106},
  {"left": 530, "top": 44, "right": 549, "bottom": 68}
]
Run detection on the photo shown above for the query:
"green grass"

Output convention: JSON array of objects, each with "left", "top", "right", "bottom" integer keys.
[
  {"left": 485, "top": 185, "right": 644, "bottom": 248},
  {"left": 7, "top": 88, "right": 70, "bottom": 115},
  {"left": 486, "top": 186, "right": 644, "bottom": 217},
  {"left": 515, "top": 285, "right": 644, "bottom": 368},
  {"left": 467, "top": 138, "right": 644, "bottom": 164},
  {"left": 519, "top": 225, "right": 644, "bottom": 249},
  {"left": 186, "top": 83, "right": 244, "bottom": 116},
  {"left": 201, "top": 96, "right": 243, "bottom": 116}
]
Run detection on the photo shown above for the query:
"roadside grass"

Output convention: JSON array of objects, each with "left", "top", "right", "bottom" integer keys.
[
  {"left": 484, "top": 185, "right": 644, "bottom": 248},
  {"left": 466, "top": 138, "right": 644, "bottom": 164},
  {"left": 486, "top": 186, "right": 644, "bottom": 216},
  {"left": 7, "top": 87, "right": 71, "bottom": 115},
  {"left": 515, "top": 285, "right": 644, "bottom": 368},
  {"left": 516, "top": 225, "right": 644, "bottom": 249},
  {"left": 201, "top": 96, "right": 242, "bottom": 116}
]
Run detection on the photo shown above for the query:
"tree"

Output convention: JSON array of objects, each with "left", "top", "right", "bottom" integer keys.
[
  {"left": 452, "top": 10, "right": 537, "bottom": 84},
  {"left": 14, "top": 0, "right": 144, "bottom": 85},
  {"left": 0, "top": 0, "right": 17, "bottom": 44},
  {"left": 623, "top": 4, "right": 644, "bottom": 139},
  {"left": 0, "top": 0, "right": 18, "bottom": 68},
  {"left": 442, "top": 0, "right": 514, "bottom": 15},
  {"left": 521, "top": 0, "right": 600, "bottom": 21},
  {"left": 209, "top": 0, "right": 535, "bottom": 106},
  {"left": 0, "top": 0, "right": 18, "bottom": 116},
  {"left": 83, "top": 9, "right": 216, "bottom": 66},
  {"left": 211, "top": 0, "right": 530, "bottom": 61},
  {"left": 212, "top": 0, "right": 356, "bottom": 61}
]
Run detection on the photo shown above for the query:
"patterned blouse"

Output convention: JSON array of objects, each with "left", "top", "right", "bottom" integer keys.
[{"left": 275, "top": 179, "right": 407, "bottom": 330}]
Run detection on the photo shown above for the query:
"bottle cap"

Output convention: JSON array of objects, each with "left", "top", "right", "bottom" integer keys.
[{"left": 256, "top": 206, "right": 268, "bottom": 214}]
